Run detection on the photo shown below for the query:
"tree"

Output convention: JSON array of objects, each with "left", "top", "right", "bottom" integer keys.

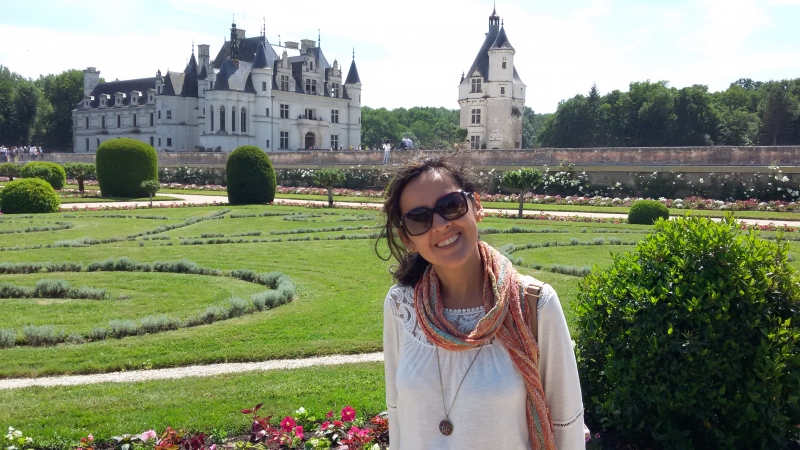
[
  {"left": 63, "top": 162, "right": 96, "bottom": 194},
  {"left": 501, "top": 168, "right": 543, "bottom": 218},
  {"left": 521, "top": 107, "right": 549, "bottom": 148},
  {"left": 312, "top": 168, "right": 346, "bottom": 207},
  {"left": 0, "top": 162, "right": 20, "bottom": 180},
  {"left": 140, "top": 180, "right": 161, "bottom": 207},
  {"left": 35, "top": 69, "right": 83, "bottom": 151},
  {"left": 758, "top": 80, "right": 799, "bottom": 145}
]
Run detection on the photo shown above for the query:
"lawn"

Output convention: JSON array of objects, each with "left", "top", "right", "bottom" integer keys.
[{"left": 2, "top": 202, "right": 800, "bottom": 444}]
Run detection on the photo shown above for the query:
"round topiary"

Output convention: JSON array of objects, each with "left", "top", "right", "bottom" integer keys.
[
  {"left": 20, "top": 162, "right": 66, "bottom": 190},
  {"left": 96, "top": 138, "right": 158, "bottom": 197},
  {"left": 628, "top": 199, "right": 669, "bottom": 225},
  {"left": 0, "top": 177, "right": 60, "bottom": 214},
  {"left": 226, "top": 146, "right": 276, "bottom": 205},
  {"left": 576, "top": 216, "right": 800, "bottom": 449}
]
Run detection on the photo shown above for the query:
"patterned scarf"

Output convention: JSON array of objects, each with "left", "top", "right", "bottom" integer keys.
[{"left": 413, "top": 241, "right": 556, "bottom": 450}]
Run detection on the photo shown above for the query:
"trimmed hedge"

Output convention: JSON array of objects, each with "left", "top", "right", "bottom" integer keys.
[
  {"left": 628, "top": 199, "right": 669, "bottom": 225},
  {"left": 577, "top": 216, "right": 800, "bottom": 448},
  {"left": 96, "top": 138, "right": 158, "bottom": 197},
  {"left": 0, "top": 178, "right": 60, "bottom": 214},
  {"left": 20, "top": 161, "right": 66, "bottom": 190},
  {"left": 226, "top": 146, "right": 276, "bottom": 205}
]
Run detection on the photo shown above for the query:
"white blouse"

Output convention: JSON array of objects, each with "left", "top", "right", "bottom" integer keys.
[{"left": 383, "top": 276, "right": 586, "bottom": 449}]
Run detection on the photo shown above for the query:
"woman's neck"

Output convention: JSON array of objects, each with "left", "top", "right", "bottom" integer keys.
[{"left": 435, "top": 246, "right": 485, "bottom": 309}]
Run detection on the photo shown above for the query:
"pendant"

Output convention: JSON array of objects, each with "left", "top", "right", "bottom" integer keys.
[{"left": 439, "top": 419, "right": 454, "bottom": 436}]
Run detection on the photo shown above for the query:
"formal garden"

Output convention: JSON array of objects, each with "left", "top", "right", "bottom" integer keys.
[{"left": 1, "top": 140, "right": 799, "bottom": 449}]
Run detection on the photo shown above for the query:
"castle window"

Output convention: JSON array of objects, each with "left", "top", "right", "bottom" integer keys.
[
  {"left": 133, "top": 114, "right": 137, "bottom": 127},
  {"left": 158, "top": 111, "right": 161, "bottom": 119},
  {"left": 150, "top": 113, "right": 154, "bottom": 127},
  {"left": 150, "top": 137, "right": 154, "bottom": 146},
  {"left": 280, "top": 104, "right": 289, "bottom": 119},
  {"left": 166, "top": 110, "right": 172, "bottom": 120},
  {"left": 231, "top": 107, "right": 236, "bottom": 132},
  {"left": 331, "top": 83, "right": 339, "bottom": 98},
  {"left": 279, "top": 131, "right": 289, "bottom": 149},
  {"left": 310, "top": 61, "right": 314, "bottom": 71},
  {"left": 471, "top": 78, "right": 482, "bottom": 93},
  {"left": 331, "top": 109, "right": 339, "bottom": 123},
  {"left": 471, "top": 109, "right": 481, "bottom": 124},
  {"left": 470, "top": 135, "right": 481, "bottom": 150},
  {"left": 330, "top": 135, "right": 338, "bottom": 149},
  {"left": 305, "top": 79, "right": 317, "bottom": 95},
  {"left": 266, "top": 108, "right": 270, "bottom": 117},
  {"left": 101, "top": 116, "right": 106, "bottom": 128},
  {"left": 280, "top": 75, "right": 290, "bottom": 91},
  {"left": 86, "top": 138, "right": 89, "bottom": 151},
  {"left": 210, "top": 106, "right": 214, "bottom": 132},
  {"left": 304, "top": 109, "right": 315, "bottom": 120},
  {"left": 85, "top": 117, "right": 89, "bottom": 129},
  {"left": 158, "top": 138, "right": 161, "bottom": 146},
  {"left": 241, "top": 108, "right": 247, "bottom": 133},
  {"left": 167, "top": 138, "right": 172, "bottom": 147},
  {"left": 501, "top": 87, "right": 505, "bottom": 95},
  {"left": 97, "top": 138, "right": 100, "bottom": 147},
  {"left": 117, "top": 115, "right": 121, "bottom": 128},
  {"left": 220, "top": 106, "right": 226, "bottom": 131},
  {"left": 262, "top": 81, "right": 267, "bottom": 91},
  {"left": 265, "top": 139, "right": 270, "bottom": 149},
  {"left": 502, "top": 61, "right": 507, "bottom": 69}
]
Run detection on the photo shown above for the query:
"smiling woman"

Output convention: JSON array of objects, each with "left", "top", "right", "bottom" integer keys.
[{"left": 376, "top": 156, "right": 587, "bottom": 449}]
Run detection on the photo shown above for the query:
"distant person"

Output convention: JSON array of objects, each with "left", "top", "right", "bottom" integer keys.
[{"left": 383, "top": 140, "right": 391, "bottom": 164}]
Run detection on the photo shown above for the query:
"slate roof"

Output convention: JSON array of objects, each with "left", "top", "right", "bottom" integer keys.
[
  {"left": 214, "top": 60, "right": 236, "bottom": 91},
  {"left": 345, "top": 59, "right": 361, "bottom": 84},
  {"left": 491, "top": 26, "right": 514, "bottom": 50},
  {"left": 74, "top": 78, "right": 157, "bottom": 109},
  {"left": 181, "top": 53, "right": 199, "bottom": 97},
  {"left": 198, "top": 64, "right": 208, "bottom": 80},
  {"left": 252, "top": 42, "right": 270, "bottom": 69},
  {"left": 213, "top": 36, "right": 280, "bottom": 68},
  {"left": 161, "top": 71, "right": 184, "bottom": 96},
  {"left": 463, "top": 19, "right": 499, "bottom": 83}
]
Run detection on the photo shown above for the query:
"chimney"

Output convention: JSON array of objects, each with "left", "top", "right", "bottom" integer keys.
[
  {"left": 284, "top": 41, "right": 299, "bottom": 50},
  {"left": 300, "top": 39, "right": 316, "bottom": 54},
  {"left": 198, "top": 44, "right": 210, "bottom": 69},
  {"left": 83, "top": 67, "right": 100, "bottom": 97}
]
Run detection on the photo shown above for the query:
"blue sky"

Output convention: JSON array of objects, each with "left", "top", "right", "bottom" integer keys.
[{"left": 1, "top": 0, "right": 798, "bottom": 113}]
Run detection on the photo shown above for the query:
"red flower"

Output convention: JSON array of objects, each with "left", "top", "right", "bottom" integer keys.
[
  {"left": 280, "top": 416, "right": 296, "bottom": 432},
  {"left": 320, "top": 421, "right": 330, "bottom": 430},
  {"left": 341, "top": 406, "right": 356, "bottom": 422},
  {"left": 294, "top": 426, "right": 304, "bottom": 440},
  {"left": 326, "top": 410, "right": 334, "bottom": 419},
  {"left": 333, "top": 420, "right": 343, "bottom": 427}
]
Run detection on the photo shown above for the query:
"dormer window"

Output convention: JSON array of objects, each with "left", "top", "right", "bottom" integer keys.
[
  {"left": 280, "top": 75, "right": 290, "bottom": 91},
  {"left": 99, "top": 94, "right": 110, "bottom": 108},
  {"left": 131, "top": 96, "right": 138, "bottom": 106},
  {"left": 331, "top": 83, "right": 339, "bottom": 98},
  {"left": 471, "top": 78, "right": 482, "bottom": 93},
  {"left": 305, "top": 79, "right": 317, "bottom": 95},
  {"left": 114, "top": 93, "right": 126, "bottom": 107}
]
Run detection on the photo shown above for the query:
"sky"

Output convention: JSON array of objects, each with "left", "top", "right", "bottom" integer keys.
[{"left": 1, "top": 0, "right": 799, "bottom": 113}]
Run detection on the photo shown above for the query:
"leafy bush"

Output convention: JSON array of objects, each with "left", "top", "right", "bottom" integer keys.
[
  {"left": 96, "top": 138, "right": 158, "bottom": 197},
  {"left": 20, "top": 161, "right": 66, "bottom": 189},
  {"left": 628, "top": 199, "right": 669, "bottom": 225},
  {"left": 576, "top": 216, "right": 800, "bottom": 449},
  {"left": 0, "top": 177, "right": 60, "bottom": 214},
  {"left": 140, "top": 315, "right": 180, "bottom": 334},
  {"left": 22, "top": 324, "right": 66, "bottom": 346},
  {"left": 0, "top": 283, "right": 33, "bottom": 298},
  {"left": 0, "top": 162, "right": 21, "bottom": 180},
  {"left": 108, "top": 319, "right": 139, "bottom": 339},
  {"left": 226, "top": 146, "right": 276, "bottom": 205},
  {"left": 34, "top": 279, "right": 71, "bottom": 298},
  {"left": 312, "top": 168, "right": 346, "bottom": 207},
  {"left": 0, "top": 328, "right": 16, "bottom": 348},
  {"left": 227, "top": 296, "right": 251, "bottom": 318}
]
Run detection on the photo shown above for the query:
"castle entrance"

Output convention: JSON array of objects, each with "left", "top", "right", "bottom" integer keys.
[{"left": 305, "top": 132, "right": 315, "bottom": 149}]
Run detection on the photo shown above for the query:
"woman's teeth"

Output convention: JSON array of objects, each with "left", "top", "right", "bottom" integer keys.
[{"left": 436, "top": 233, "right": 460, "bottom": 247}]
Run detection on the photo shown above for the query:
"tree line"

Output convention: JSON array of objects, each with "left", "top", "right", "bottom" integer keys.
[
  {"left": 0, "top": 66, "right": 85, "bottom": 151},
  {"left": 536, "top": 78, "right": 800, "bottom": 148}
]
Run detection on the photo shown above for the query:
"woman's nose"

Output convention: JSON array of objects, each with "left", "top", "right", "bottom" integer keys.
[{"left": 430, "top": 211, "right": 451, "bottom": 232}]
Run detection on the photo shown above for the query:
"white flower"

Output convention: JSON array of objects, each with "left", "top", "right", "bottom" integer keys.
[
  {"left": 295, "top": 407, "right": 306, "bottom": 414},
  {"left": 699, "top": 178, "right": 704, "bottom": 183},
  {"left": 781, "top": 176, "right": 789, "bottom": 183}
]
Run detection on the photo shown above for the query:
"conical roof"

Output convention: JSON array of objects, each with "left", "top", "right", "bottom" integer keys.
[
  {"left": 181, "top": 53, "right": 199, "bottom": 97},
  {"left": 252, "top": 42, "right": 269, "bottom": 69},
  {"left": 214, "top": 59, "right": 237, "bottom": 91},
  {"left": 345, "top": 59, "right": 361, "bottom": 84},
  {"left": 490, "top": 26, "right": 514, "bottom": 50}
]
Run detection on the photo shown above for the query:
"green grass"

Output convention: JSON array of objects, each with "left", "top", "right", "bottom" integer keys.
[
  {"left": 0, "top": 362, "right": 386, "bottom": 444},
  {"left": 59, "top": 195, "right": 181, "bottom": 204}
]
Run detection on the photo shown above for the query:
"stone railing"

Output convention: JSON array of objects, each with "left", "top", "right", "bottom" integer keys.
[{"left": 10, "top": 146, "right": 800, "bottom": 167}]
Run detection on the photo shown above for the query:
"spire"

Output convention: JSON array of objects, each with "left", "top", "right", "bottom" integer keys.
[
  {"left": 230, "top": 19, "right": 239, "bottom": 67},
  {"left": 318, "top": 29, "right": 321, "bottom": 48},
  {"left": 252, "top": 40, "right": 269, "bottom": 69},
  {"left": 489, "top": 4, "right": 500, "bottom": 28},
  {"left": 345, "top": 56, "right": 361, "bottom": 85}
]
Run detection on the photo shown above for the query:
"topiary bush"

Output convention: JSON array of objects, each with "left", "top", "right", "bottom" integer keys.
[
  {"left": 628, "top": 199, "right": 669, "bottom": 225},
  {"left": 576, "top": 216, "right": 800, "bottom": 449},
  {"left": 20, "top": 161, "right": 66, "bottom": 190},
  {"left": 96, "top": 138, "right": 158, "bottom": 197},
  {"left": 0, "top": 178, "right": 60, "bottom": 214},
  {"left": 226, "top": 146, "right": 276, "bottom": 205}
]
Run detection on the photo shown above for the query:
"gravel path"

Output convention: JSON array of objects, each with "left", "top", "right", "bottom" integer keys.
[{"left": 0, "top": 352, "right": 384, "bottom": 390}]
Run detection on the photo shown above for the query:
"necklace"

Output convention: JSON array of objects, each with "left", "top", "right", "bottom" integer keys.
[{"left": 435, "top": 342, "right": 486, "bottom": 436}]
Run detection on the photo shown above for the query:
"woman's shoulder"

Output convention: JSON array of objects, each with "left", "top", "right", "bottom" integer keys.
[
  {"left": 384, "top": 283, "right": 415, "bottom": 312},
  {"left": 518, "top": 274, "right": 557, "bottom": 311}
]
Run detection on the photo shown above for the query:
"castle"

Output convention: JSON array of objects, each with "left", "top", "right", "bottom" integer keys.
[
  {"left": 458, "top": 7, "right": 526, "bottom": 149},
  {"left": 72, "top": 22, "right": 362, "bottom": 153}
]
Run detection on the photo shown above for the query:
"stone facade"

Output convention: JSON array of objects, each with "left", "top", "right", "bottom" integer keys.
[
  {"left": 72, "top": 23, "right": 362, "bottom": 153},
  {"left": 458, "top": 7, "right": 526, "bottom": 150}
]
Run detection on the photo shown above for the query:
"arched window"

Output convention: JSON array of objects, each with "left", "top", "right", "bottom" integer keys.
[
  {"left": 241, "top": 108, "right": 247, "bottom": 133},
  {"left": 231, "top": 107, "right": 236, "bottom": 132},
  {"left": 210, "top": 106, "right": 214, "bottom": 132},
  {"left": 220, "top": 106, "right": 226, "bottom": 131}
]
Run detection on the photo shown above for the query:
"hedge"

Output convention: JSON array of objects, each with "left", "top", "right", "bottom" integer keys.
[
  {"left": 96, "top": 138, "right": 158, "bottom": 197},
  {"left": 20, "top": 162, "right": 66, "bottom": 190},
  {"left": 0, "top": 178, "right": 61, "bottom": 214},
  {"left": 226, "top": 146, "right": 276, "bottom": 204}
]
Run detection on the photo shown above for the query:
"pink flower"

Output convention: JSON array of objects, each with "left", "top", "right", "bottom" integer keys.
[
  {"left": 140, "top": 430, "right": 157, "bottom": 441},
  {"left": 209, "top": 445, "right": 217, "bottom": 450},
  {"left": 280, "top": 416, "right": 296, "bottom": 433},
  {"left": 294, "top": 426, "right": 304, "bottom": 440},
  {"left": 88, "top": 434, "right": 94, "bottom": 442},
  {"left": 341, "top": 406, "right": 356, "bottom": 422},
  {"left": 333, "top": 420, "right": 343, "bottom": 427},
  {"left": 326, "top": 410, "right": 334, "bottom": 419},
  {"left": 320, "top": 421, "right": 330, "bottom": 430},
  {"left": 348, "top": 426, "right": 369, "bottom": 438}
]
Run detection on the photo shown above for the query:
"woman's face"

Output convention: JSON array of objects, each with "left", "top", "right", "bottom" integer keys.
[{"left": 398, "top": 170, "right": 483, "bottom": 275}]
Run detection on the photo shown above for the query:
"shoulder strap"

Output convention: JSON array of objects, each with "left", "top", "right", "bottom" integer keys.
[{"left": 524, "top": 280, "right": 545, "bottom": 341}]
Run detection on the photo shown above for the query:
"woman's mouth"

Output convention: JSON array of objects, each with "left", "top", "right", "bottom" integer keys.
[{"left": 436, "top": 233, "right": 461, "bottom": 248}]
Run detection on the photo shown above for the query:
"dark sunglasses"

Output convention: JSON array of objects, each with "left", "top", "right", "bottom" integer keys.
[{"left": 400, "top": 190, "right": 472, "bottom": 236}]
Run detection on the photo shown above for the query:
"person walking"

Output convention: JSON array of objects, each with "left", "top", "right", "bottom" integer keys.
[{"left": 383, "top": 140, "right": 392, "bottom": 164}]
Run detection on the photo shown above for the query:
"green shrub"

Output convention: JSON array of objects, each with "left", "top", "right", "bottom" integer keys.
[
  {"left": 20, "top": 161, "right": 66, "bottom": 190},
  {"left": 0, "top": 178, "right": 60, "bottom": 214},
  {"left": 227, "top": 296, "right": 251, "bottom": 318},
  {"left": 108, "top": 319, "right": 138, "bottom": 338},
  {"left": 0, "top": 162, "right": 21, "bottom": 180},
  {"left": 22, "top": 324, "right": 66, "bottom": 346},
  {"left": 33, "top": 279, "right": 70, "bottom": 298},
  {"left": 96, "top": 138, "right": 158, "bottom": 197},
  {"left": 0, "top": 328, "right": 16, "bottom": 348},
  {"left": 628, "top": 199, "right": 669, "bottom": 225},
  {"left": 576, "top": 216, "right": 800, "bottom": 449},
  {"left": 225, "top": 146, "right": 276, "bottom": 205}
]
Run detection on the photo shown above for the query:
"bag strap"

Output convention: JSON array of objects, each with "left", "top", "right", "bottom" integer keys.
[{"left": 524, "top": 280, "right": 545, "bottom": 341}]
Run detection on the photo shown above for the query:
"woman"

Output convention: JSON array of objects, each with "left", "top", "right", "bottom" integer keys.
[{"left": 380, "top": 157, "right": 585, "bottom": 449}]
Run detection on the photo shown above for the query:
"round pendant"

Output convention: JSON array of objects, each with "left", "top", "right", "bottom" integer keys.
[{"left": 439, "top": 419, "right": 454, "bottom": 436}]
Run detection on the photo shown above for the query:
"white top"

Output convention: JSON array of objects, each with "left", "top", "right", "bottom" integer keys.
[
  {"left": 383, "top": 276, "right": 586, "bottom": 450},
  {"left": 383, "top": 143, "right": 391, "bottom": 152}
]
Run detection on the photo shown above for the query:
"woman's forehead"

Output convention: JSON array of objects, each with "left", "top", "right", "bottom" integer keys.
[{"left": 400, "top": 171, "right": 459, "bottom": 210}]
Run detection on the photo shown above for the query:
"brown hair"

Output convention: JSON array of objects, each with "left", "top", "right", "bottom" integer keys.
[{"left": 375, "top": 155, "right": 480, "bottom": 286}]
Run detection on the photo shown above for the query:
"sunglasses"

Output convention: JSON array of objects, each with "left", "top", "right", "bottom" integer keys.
[{"left": 400, "top": 190, "right": 472, "bottom": 236}]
